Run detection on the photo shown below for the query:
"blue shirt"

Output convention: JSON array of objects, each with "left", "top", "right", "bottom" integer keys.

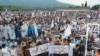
[
  {"left": 0, "top": 40, "right": 8, "bottom": 47},
  {"left": 74, "top": 40, "right": 80, "bottom": 45}
]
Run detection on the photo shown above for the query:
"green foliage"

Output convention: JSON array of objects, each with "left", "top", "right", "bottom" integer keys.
[
  {"left": 91, "top": 4, "right": 100, "bottom": 10},
  {"left": 68, "top": 6, "right": 73, "bottom": 8},
  {"left": 11, "top": 8, "right": 19, "bottom": 11},
  {"left": 74, "top": 6, "right": 81, "bottom": 8},
  {"left": 0, "top": 6, "right": 3, "bottom": 11}
]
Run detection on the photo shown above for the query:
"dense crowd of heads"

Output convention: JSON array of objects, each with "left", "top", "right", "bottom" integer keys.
[{"left": 0, "top": 10, "right": 100, "bottom": 56}]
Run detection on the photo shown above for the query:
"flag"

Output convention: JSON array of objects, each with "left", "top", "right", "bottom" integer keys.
[
  {"left": 49, "top": 12, "right": 51, "bottom": 15},
  {"left": 31, "top": 12, "right": 35, "bottom": 18},
  {"left": 34, "top": 22, "right": 38, "bottom": 37},
  {"left": 63, "top": 25, "right": 71, "bottom": 38},
  {"left": 62, "top": 12, "right": 64, "bottom": 16},
  {"left": 50, "top": 20, "right": 54, "bottom": 29}
]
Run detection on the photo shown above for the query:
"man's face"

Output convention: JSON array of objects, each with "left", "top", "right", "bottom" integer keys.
[
  {"left": 16, "top": 37, "right": 19, "bottom": 40},
  {"left": 2, "top": 39, "right": 5, "bottom": 41}
]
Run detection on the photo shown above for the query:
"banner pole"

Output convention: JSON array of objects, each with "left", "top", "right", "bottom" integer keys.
[{"left": 85, "top": 23, "right": 89, "bottom": 56}]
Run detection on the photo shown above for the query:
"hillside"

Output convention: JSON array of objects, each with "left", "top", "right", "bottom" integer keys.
[{"left": 0, "top": 0, "right": 74, "bottom": 8}]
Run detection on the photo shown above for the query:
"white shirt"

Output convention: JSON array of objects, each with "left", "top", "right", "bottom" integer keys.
[
  {"left": 21, "top": 24, "right": 28, "bottom": 38},
  {"left": 7, "top": 25, "right": 16, "bottom": 39},
  {"left": 1, "top": 47, "right": 11, "bottom": 56},
  {"left": 88, "top": 28, "right": 93, "bottom": 36},
  {"left": 69, "top": 43, "right": 75, "bottom": 56},
  {"left": 10, "top": 48, "right": 17, "bottom": 56},
  {"left": 2, "top": 25, "right": 9, "bottom": 39}
]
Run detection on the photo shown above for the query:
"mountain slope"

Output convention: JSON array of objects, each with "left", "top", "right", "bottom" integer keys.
[{"left": 0, "top": 0, "right": 74, "bottom": 8}]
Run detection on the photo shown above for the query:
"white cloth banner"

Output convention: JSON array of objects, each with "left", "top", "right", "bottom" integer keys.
[
  {"left": 29, "top": 44, "right": 70, "bottom": 56},
  {"left": 88, "top": 24, "right": 100, "bottom": 32},
  {"left": 29, "top": 43, "right": 49, "bottom": 56},
  {"left": 49, "top": 45, "right": 69, "bottom": 54},
  {"left": 63, "top": 25, "right": 71, "bottom": 38}
]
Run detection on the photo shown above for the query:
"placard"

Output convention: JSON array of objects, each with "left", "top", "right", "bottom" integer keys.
[
  {"left": 88, "top": 23, "right": 100, "bottom": 32},
  {"left": 49, "top": 45, "right": 69, "bottom": 54},
  {"left": 78, "top": 23, "right": 87, "bottom": 36},
  {"left": 29, "top": 43, "right": 49, "bottom": 56}
]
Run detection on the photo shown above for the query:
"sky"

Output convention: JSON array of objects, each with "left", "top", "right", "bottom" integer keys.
[{"left": 57, "top": 0, "right": 100, "bottom": 7}]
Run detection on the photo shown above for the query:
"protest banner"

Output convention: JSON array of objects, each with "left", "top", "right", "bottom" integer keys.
[
  {"left": 88, "top": 23, "right": 100, "bottom": 33},
  {"left": 29, "top": 43, "right": 49, "bottom": 56},
  {"left": 29, "top": 43, "right": 70, "bottom": 56},
  {"left": 36, "top": 43, "right": 49, "bottom": 55},
  {"left": 49, "top": 45, "right": 69, "bottom": 54},
  {"left": 29, "top": 47, "right": 37, "bottom": 56},
  {"left": 78, "top": 22, "right": 87, "bottom": 36}
]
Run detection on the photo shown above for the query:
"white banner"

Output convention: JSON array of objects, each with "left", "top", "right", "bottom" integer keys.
[
  {"left": 63, "top": 25, "right": 71, "bottom": 38},
  {"left": 88, "top": 23, "right": 100, "bottom": 32},
  {"left": 29, "top": 44, "right": 70, "bottom": 56},
  {"left": 29, "top": 43, "right": 49, "bottom": 56},
  {"left": 49, "top": 45, "right": 69, "bottom": 54}
]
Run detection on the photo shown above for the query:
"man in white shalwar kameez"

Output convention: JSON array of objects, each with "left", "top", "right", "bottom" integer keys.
[
  {"left": 1, "top": 44, "right": 11, "bottom": 56},
  {"left": 7, "top": 24, "right": 16, "bottom": 39},
  {"left": 21, "top": 22, "right": 28, "bottom": 38},
  {"left": 10, "top": 46, "right": 17, "bottom": 56},
  {"left": 69, "top": 42, "right": 75, "bottom": 56},
  {"left": 2, "top": 24, "right": 9, "bottom": 39}
]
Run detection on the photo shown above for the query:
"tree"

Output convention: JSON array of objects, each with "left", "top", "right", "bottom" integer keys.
[
  {"left": 91, "top": 4, "right": 100, "bottom": 10},
  {"left": 0, "top": 6, "right": 3, "bottom": 11},
  {"left": 85, "top": 1, "right": 87, "bottom": 7},
  {"left": 74, "top": 6, "right": 81, "bottom": 8},
  {"left": 68, "top": 6, "right": 73, "bottom": 8},
  {"left": 11, "top": 8, "right": 19, "bottom": 11}
]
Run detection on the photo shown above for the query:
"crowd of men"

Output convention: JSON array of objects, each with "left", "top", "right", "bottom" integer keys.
[{"left": 0, "top": 10, "right": 100, "bottom": 56}]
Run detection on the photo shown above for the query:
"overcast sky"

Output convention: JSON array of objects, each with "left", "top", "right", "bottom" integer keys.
[{"left": 57, "top": 0, "right": 100, "bottom": 7}]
